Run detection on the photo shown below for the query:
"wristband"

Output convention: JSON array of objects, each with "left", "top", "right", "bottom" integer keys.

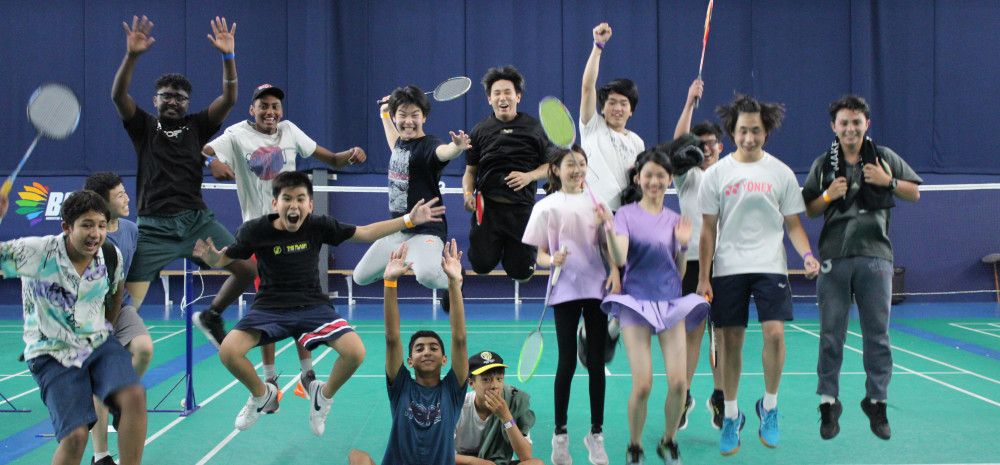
[
  {"left": 384, "top": 280, "right": 398, "bottom": 288},
  {"left": 222, "top": 52, "right": 235, "bottom": 60},
  {"left": 224, "top": 78, "right": 238, "bottom": 84},
  {"left": 381, "top": 111, "right": 390, "bottom": 119},
  {"left": 822, "top": 191, "right": 832, "bottom": 203},
  {"left": 594, "top": 41, "right": 605, "bottom": 50},
  {"left": 502, "top": 418, "right": 516, "bottom": 430},
  {"left": 464, "top": 191, "right": 473, "bottom": 198},
  {"left": 403, "top": 214, "right": 415, "bottom": 229},
  {"left": 204, "top": 156, "right": 216, "bottom": 167},
  {"left": 803, "top": 251, "right": 814, "bottom": 261}
]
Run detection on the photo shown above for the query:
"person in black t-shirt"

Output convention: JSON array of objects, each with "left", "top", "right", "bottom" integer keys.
[
  {"left": 353, "top": 85, "right": 470, "bottom": 290},
  {"left": 192, "top": 171, "right": 445, "bottom": 436},
  {"left": 462, "top": 66, "right": 551, "bottom": 281},
  {"left": 111, "top": 15, "right": 256, "bottom": 333}
]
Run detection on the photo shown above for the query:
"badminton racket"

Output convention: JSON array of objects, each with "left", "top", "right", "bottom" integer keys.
[
  {"left": 517, "top": 245, "right": 567, "bottom": 382},
  {"left": 376, "top": 76, "right": 472, "bottom": 105},
  {"left": 693, "top": 0, "right": 714, "bottom": 109},
  {"left": 538, "top": 96, "right": 576, "bottom": 149}
]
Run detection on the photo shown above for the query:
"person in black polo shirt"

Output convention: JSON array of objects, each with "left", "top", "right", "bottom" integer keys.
[
  {"left": 110, "top": 15, "right": 256, "bottom": 328},
  {"left": 462, "top": 65, "right": 551, "bottom": 281},
  {"left": 193, "top": 171, "right": 444, "bottom": 436}
]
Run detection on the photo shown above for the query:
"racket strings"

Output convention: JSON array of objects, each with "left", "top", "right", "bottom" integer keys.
[{"left": 433, "top": 77, "right": 472, "bottom": 101}]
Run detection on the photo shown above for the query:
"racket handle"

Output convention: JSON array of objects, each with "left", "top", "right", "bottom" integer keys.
[
  {"left": 551, "top": 245, "right": 568, "bottom": 285},
  {"left": 693, "top": 96, "right": 700, "bottom": 110}
]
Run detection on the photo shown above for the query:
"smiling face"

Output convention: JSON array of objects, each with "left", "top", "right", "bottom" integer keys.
[
  {"left": 271, "top": 186, "right": 313, "bottom": 232},
  {"left": 734, "top": 112, "right": 767, "bottom": 156},
  {"left": 832, "top": 108, "right": 870, "bottom": 148},
  {"left": 154, "top": 86, "right": 190, "bottom": 121},
  {"left": 488, "top": 79, "right": 521, "bottom": 122},
  {"left": 393, "top": 103, "right": 427, "bottom": 140},
  {"left": 554, "top": 150, "right": 588, "bottom": 193},
  {"left": 635, "top": 159, "right": 673, "bottom": 201},
  {"left": 62, "top": 210, "right": 108, "bottom": 258},
  {"left": 106, "top": 184, "right": 130, "bottom": 219},
  {"left": 250, "top": 95, "right": 283, "bottom": 134},
  {"left": 408, "top": 336, "right": 447, "bottom": 375},
  {"left": 697, "top": 133, "right": 722, "bottom": 170},
  {"left": 601, "top": 92, "right": 633, "bottom": 131}
]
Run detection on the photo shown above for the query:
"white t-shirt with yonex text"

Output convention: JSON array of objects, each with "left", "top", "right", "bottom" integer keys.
[
  {"left": 698, "top": 152, "right": 805, "bottom": 276},
  {"left": 207, "top": 120, "right": 318, "bottom": 221},
  {"left": 580, "top": 114, "right": 645, "bottom": 210}
]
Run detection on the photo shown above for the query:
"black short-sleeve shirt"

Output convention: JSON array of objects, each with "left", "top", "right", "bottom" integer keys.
[
  {"left": 123, "top": 108, "right": 221, "bottom": 216},
  {"left": 466, "top": 112, "right": 550, "bottom": 206},
  {"left": 225, "top": 214, "right": 357, "bottom": 309},
  {"left": 388, "top": 135, "right": 448, "bottom": 240}
]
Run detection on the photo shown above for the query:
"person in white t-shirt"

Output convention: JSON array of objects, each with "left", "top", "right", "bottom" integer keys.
[
  {"left": 199, "top": 83, "right": 367, "bottom": 399},
  {"left": 579, "top": 22, "right": 645, "bottom": 212},
  {"left": 670, "top": 78, "right": 726, "bottom": 430},
  {"left": 697, "top": 94, "right": 819, "bottom": 456}
]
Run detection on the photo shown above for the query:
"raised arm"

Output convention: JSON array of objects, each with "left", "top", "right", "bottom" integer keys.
[
  {"left": 351, "top": 198, "right": 445, "bottom": 242},
  {"left": 311, "top": 145, "right": 367, "bottom": 168},
  {"left": 580, "top": 23, "right": 612, "bottom": 126},
  {"left": 378, "top": 97, "right": 400, "bottom": 150},
  {"left": 192, "top": 237, "right": 233, "bottom": 269},
  {"left": 112, "top": 15, "right": 156, "bottom": 120},
  {"left": 205, "top": 17, "right": 238, "bottom": 125},
  {"left": 383, "top": 244, "right": 412, "bottom": 382},
  {"left": 435, "top": 131, "right": 472, "bottom": 162},
  {"left": 673, "top": 79, "right": 704, "bottom": 139},
  {"left": 441, "top": 239, "right": 468, "bottom": 382}
]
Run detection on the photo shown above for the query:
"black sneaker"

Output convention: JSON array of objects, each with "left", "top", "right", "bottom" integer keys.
[
  {"left": 707, "top": 389, "right": 725, "bottom": 430},
  {"left": 678, "top": 392, "right": 695, "bottom": 430},
  {"left": 656, "top": 437, "right": 681, "bottom": 464},
  {"left": 193, "top": 311, "right": 226, "bottom": 348},
  {"left": 819, "top": 399, "right": 842, "bottom": 439},
  {"left": 625, "top": 444, "right": 645, "bottom": 465},
  {"left": 93, "top": 455, "right": 118, "bottom": 465},
  {"left": 860, "top": 398, "right": 891, "bottom": 440}
]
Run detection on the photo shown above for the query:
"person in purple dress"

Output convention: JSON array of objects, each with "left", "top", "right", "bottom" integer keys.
[
  {"left": 522, "top": 145, "right": 618, "bottom": 465},
  {"left": 600, "top": 140, "right": 710, "bottom": 465}
]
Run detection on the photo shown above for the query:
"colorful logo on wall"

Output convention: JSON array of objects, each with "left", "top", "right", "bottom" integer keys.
[{"left": 15, "top": 182, "right": 65, "bottom": 226}]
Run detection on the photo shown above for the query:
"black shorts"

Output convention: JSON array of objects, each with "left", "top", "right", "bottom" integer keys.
[
  {"left": 467, "top": 198, "right": 536, "bottom": 280},
  {"left": 710, "top": 273, "right": 793, "bottom": 327},
  {"left": 233, "top": 304, "right": 355, "bottom": 351},
  {"left": 681, "top": 260, "right": 710, "bottom": 295}
]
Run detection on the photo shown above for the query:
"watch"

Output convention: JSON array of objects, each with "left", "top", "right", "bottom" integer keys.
[
  {"left": 204, "top": 155, "right": 216, "bottom": 167},
  {"left": 888, "top": 178, "right": 898, "bottom": 191}
]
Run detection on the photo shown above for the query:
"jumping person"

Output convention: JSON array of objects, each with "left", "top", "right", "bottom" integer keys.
[{"left": 697, "top": 94, "right": 820, "bottom": 456}]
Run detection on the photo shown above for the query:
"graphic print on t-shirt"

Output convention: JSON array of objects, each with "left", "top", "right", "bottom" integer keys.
[
  {"left": 388, "top": 145, "right": 412, "bottom": 214},
  {"left": 247, "top": 146, "right": 287, "bottom": 180},
  {"left": 406, "top": 399, "right": 443, "bottom": 428}
]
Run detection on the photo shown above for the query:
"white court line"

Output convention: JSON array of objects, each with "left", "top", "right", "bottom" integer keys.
[
  {"left": 194, "top": 347, "right": 334, "bottom": 465},
  {"left": 950, "top": 323, "right": 1000, "bottom": 340},
  {"left": 152, "top": 329, "right": 186, "bottom": 344},
  {"left": 145, "top": 340, "right": 296, "bottom": 446},
  {"left": 0, "top": 369, "right": 29, "bottom": 383},
  {"left": 990, "top": 322, "right": 1000, "bottom": 329},
  {"left": 790, "top": 324, "right": 1000, "bottom": 407},
  {"left": 845, "top": 328, "right": 1000, "bottom": 386},
  {"left": 343, "top": 370, "right": 966, "bottom": 379}
]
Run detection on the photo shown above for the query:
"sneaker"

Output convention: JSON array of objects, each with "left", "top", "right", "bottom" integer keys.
[
  {"left": 755, "top": 398, "right": 780, "bottom": 448},
  {"left": 625, "top": 444, "right": 644, "bottom": 465},
  {"left": 265, "top": 375, "right": 284, "bottom": 404},
  {"left": 193, "top": 311, "right": 226, "bottom": 348},
  {"left": 719, "top": 412, "right": 745, "bottom": 456},
  {"left": 308, "top": 380, "right": 333, "bottom": 436},
  {"left": 551, "top": 433, "right": 572, "bottom": 465},
  {"left": 93, "top": 456, "right": 118, "bottom": 465},
  {"left": 656, "top": 438, "right": 682, "bottom": 465},
  {"left": 583, "top": 432, "right": 609, "bottom": 465},
  {"left": 860, "top": 398, "right": 891, "bottom": 440},
  {"left": 678, "top": 393, "right": 695, "bottom": 431},
  {"left": 706, "top": 390, "right": 724, "bottom": 430},
  {"left": 234, "top": 383, "right": 279, "bottom": 430},
  {"left": 294, "top": 370, "right": 317, "bottom": 399},
  {"left": 819, "top": 399, "right": 843, "bottom": 440}
]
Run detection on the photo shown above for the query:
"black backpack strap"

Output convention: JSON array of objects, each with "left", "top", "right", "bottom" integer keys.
[{"left": 101, "top": 241, "right": 118, "bottom": 309}]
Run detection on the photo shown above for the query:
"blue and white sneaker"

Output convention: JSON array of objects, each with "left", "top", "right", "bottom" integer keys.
[
  {"left": 720, "top": 412, "right": 745, "bottom": 456},
  {"left": 756, "top": 398, "right": 780, "bottom": 447}
]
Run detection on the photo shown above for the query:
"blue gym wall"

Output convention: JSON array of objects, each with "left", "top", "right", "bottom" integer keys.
[{"left": 1, "top": 1, "right": 998, "bottom": 303}]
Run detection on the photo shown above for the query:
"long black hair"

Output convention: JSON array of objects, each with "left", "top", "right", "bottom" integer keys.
[{"left": 544, "top": 144, "right": 588, "bottom": 194}]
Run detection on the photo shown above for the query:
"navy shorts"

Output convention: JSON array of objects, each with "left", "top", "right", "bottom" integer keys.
[
  {"left": 26, "top": 338, "right": 140, "bottom": 440},
  {"left": 233, "top": 304, "right": 356, "bottom": 351},
  {"left": 710, "top": 273, "right": 793, "bottom": 327}
]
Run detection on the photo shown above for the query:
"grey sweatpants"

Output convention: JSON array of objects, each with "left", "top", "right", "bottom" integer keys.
[
  {"left": 816, "top": 256, "right": 894, "bottom": 401},
  {"left": 353, "top": 231, "right": 448, "bottom": 289}
]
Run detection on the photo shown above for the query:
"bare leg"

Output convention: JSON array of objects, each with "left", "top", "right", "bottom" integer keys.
[
  {"left": 125, "top": 281, "right": 151, "bottom": 309},
  {"left": 111, "top": 385, "right": 147, "bottom": 465},
  {"left": 51, "top": 426, "right": 88, "bottom": 465},
  {"left": 321, "top": 332, "right": 366, "bottom": 399},
  {"left": 721, "top": 327, "right": 747, "bottom": 403},
  {"left": 211, "top": 259, "right": 255, "bottom": 313},
  {"left": 622, "top": 325, "right": 653, "bottom": 446},
  {"left": 91, "top": 335, "right": 154, "bottom": 458},
  {"left": 219, "top": 329, "right": 265, "bottom": 396},
  {"left": 761, "top": 321, "right": 786, "bottom": 395},
  {"left": 659, "top": 324, "right": 688, "bottom": 441}
]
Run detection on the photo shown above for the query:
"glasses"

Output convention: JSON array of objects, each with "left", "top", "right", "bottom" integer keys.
[{"left": 156, "top": 92, "right": 190, "bottom": 103}]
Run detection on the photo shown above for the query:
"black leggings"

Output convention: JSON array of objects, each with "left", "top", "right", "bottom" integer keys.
[{"left": 553, "top": 299, "right": 607, "bottom": 429}]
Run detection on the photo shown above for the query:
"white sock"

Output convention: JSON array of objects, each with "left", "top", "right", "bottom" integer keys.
[
  {"left": 263, "top": 364, "right": 276, "bottom": 380},
  {"left": 724, "top": 400, "right": 739, "bottom": 419},
  {"left": 820, "top": 394, "right": 837, "bottom": 405},
  {"left": 763, "top": 392, "right": 778, "bottom": 411},
  {"left": 870, "top": 398, "right": 885, "bottom": 404},
  {"left": 94, "top": 451, "right": 111, "bottom": 461},
  {"left": 254, "top": 384, "right": 274, "bottom": 406},
  {"left": 300, "top": 357, "right": 313, "bottom": 373}
]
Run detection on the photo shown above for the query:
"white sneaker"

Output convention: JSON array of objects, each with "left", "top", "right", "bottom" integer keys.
[
  {"left": 551, "top": 432, "right": 573, "bottom": 465},
  {"left": 234, "top": 382, "right": 279, "bottom": 430},
  {"left": 583, "top": 432, "right": 609, "bottom": 465},
  {"left": 308, "top": 380, "right": 333, "bottom": 436}
]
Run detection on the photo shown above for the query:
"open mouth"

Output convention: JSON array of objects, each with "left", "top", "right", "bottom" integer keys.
[{"left": 286, "top": 212, "right": 301, "bottom": 224}]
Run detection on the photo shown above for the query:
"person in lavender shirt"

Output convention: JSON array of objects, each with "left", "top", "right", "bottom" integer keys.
[
  {"left": 600, "top": 142, "right": 710, "bottom": 465},
  {"left": 521, "top": 145, "right": 618, "bottom": 465}
]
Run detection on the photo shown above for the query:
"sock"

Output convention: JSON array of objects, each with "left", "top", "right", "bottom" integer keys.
[
  {"left": 554, "top": 425, "right": 567, "bottom": 435},
  {"left": 253, "top": 386, "right": 272, "bottom": 406},
  {"left": 94, "top": 451, "right": 111, "bottom": 461},
  {"left": 712, "top": 388, "right": 724, "bottom": 399},
  {"left": 263, "top": 364, "right": 276, "bottom": 380},
  {"left": 724, "top": 400, "right": 739, "bottom": 419},
  {"left": 763, "top": 392, "right": 778, "bottom": 411},
  {"left": 820, "top": 394, "right": 837, "bottom": 405},
  {"left": 870, "top": 398, "right": 884, "bottom": 404},
  {"left": 591, "top": 424, "right": 602, "bottom": 435},
  {"left": 300, "top": 357, "right": 313, "bottom": 374}
]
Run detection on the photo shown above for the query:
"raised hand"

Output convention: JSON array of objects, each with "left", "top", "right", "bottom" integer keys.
[
  {"left": 441, "top": 239, "right": 464, "bottom": 282},
  {"left": 408, "top": 197, "right": 445, "bottom": 225},
  {"left": 192, "top": 237, "right": 226, "bottom": 267},
  {"left": 206, "top": 16, "right": 236, "bottom": 54},
  {"left": 675, "top": 216, "right": 693, "bottom": 248},
  {"left": 383, "top": 243, "right": 412, "bottom": 281},
  {"left": 593, "top": 22, "right": 612, "bottom": 44},
  {"left": 449, "top": 131, "right": 472, "bottom": 151},
  {"left": 687, "top": 79, "right": 704, "bottom": 106},
  {"left": 123, "top": 15, "right": 156, "bottom": 56}
]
